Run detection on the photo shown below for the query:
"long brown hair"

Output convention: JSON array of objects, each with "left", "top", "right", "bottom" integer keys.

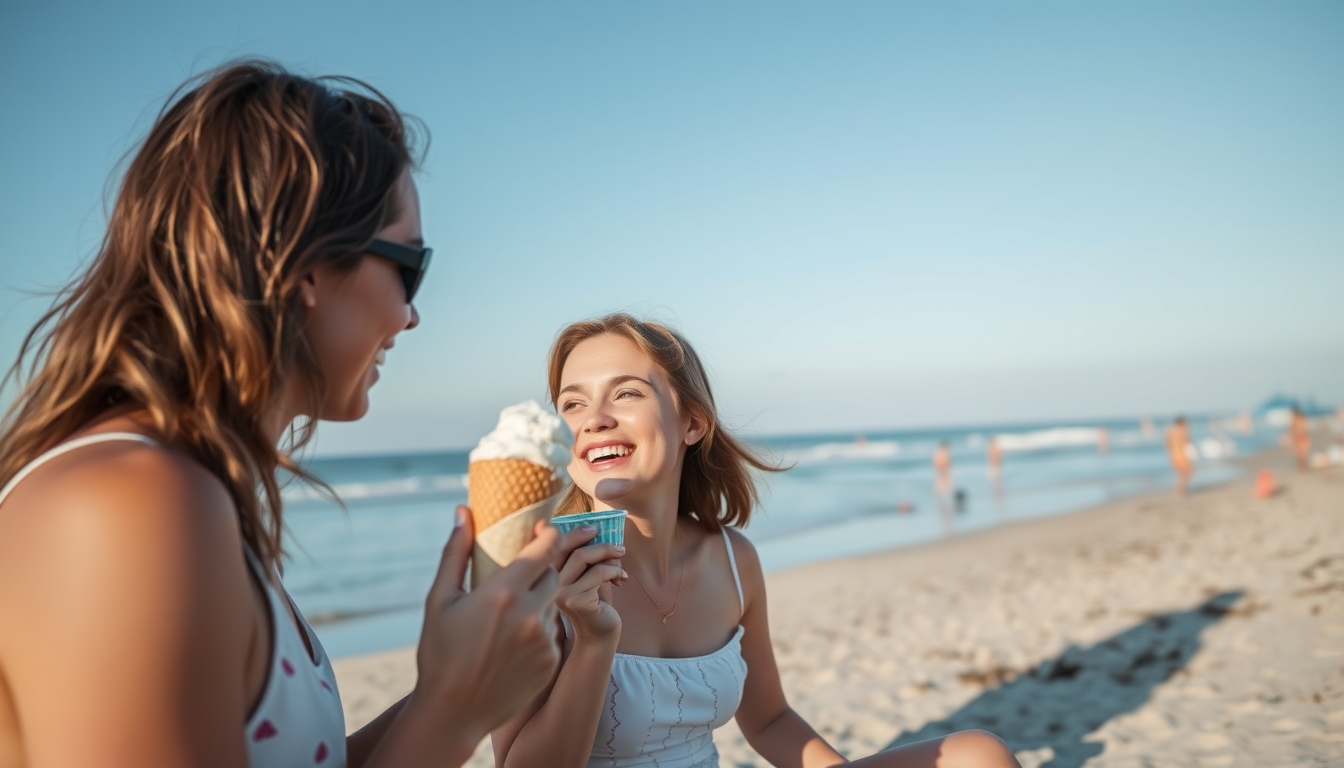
[
  {"left": 0, "top": 60, "right": 421, "bottom": 569},
  {"left": 547, "top": 314, "right": 781, "bottom": 532}
]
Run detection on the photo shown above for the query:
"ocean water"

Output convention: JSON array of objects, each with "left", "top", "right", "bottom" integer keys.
[{"left": 285, "top": 415, "right": 1276, "bottom": 659}]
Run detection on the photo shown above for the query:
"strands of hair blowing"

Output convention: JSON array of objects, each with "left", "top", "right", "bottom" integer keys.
[{"left": 0, "top": 60, "right": 423, "bottom": 570}]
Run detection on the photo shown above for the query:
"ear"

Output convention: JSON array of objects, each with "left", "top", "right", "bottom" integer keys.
[
  {"left": 684, "top": 411, "right": 709, "bottom": 446},
  {"left": 297, "top": 270, "right": 319, "bottom": 309}
]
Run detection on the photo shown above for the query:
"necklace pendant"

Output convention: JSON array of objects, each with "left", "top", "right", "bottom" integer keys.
[{"left": 662, "top": 612, "right": 672, "bottom": 624}]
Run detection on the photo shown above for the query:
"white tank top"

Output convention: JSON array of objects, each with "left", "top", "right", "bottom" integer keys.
[
  {"left": 0, "top": 433, "right": 347, "bottom": 767},
  {"left": 578, "top": 528, "right": 749, "bottom": 768}
]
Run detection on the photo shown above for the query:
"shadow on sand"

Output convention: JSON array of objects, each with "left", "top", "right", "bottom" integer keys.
[{"left": 884, "top": 590, "right": 1246, "bottom": 768}]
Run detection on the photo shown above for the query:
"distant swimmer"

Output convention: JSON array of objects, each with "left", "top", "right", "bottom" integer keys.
[
  {"left": 1289, "top": 406, "right": 1312, "bottom": 470},
  {"left": 1141, "top": 416, "right": 1157, "bottom": 440},
  {"left": 1237, "top": 410, "right": 1255, "bottom": 435},
  {"left": 934, "top": 439, "right": 953, "bottom": 492},
  {"left": 1166, "top": 416, "right": 1194, "bottom": 496},
  {"left": 933, "top": 439, "right": 954, "bottom": 532},
  {"left": 986, "top": 436, "right": 1003, "bottom": 480},
  {"left": 1097, "top": 426, "right": 1110, "bottom": 455}
]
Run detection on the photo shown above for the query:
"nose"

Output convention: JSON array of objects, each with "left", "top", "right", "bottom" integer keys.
[
  {"left": 405, "top": 303, "right": 420, "bottom": 330},
  {"left": 580, "top": 400, "right": 617, "bottom": 434}
]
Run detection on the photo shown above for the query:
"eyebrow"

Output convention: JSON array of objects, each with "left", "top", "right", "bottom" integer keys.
[
  {"left": 611, "top": 375, "right": 654, "bottom": 388},
  {"left": 557, "top": 374, "right": 655, "bottom": 397}
]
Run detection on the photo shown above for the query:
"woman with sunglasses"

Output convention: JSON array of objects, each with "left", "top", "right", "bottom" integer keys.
[{"left": 0, "top": 61, "right": 566, "bottom": 767}]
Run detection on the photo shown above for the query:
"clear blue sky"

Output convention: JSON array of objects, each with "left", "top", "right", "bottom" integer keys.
[{"left": 2, "top": 1, "right": 1341, "bottom": 455}]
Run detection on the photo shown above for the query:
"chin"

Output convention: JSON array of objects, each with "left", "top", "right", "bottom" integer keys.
[{"left": 318, "top": 394, "right": 370, "bottom": 422}]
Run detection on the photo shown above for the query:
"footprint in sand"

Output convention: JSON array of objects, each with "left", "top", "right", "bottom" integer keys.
[
  {"left": 1224, "top": 699, "right": 1262, "bottom": 715},
  {"left": 1196, "top": 754, "right": 1234, "bottom": 767},
  {"left": 1270, "top": 717, "right": 1302, "bottom": 733},
  {"left": 1189, "top": 732, "right": 1232, "bottom": 751}
]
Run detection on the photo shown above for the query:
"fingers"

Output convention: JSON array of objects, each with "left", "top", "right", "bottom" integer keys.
[
  {"left": 495, "top": 523, "right": 562, "bottom": 591},
  {"left": 567, "top": 563, "right": 625, "bottom": 595},
  {"left": 550, "top": 525, "right": 600, "bottom": 569},
  {"left": 519, "top": 565, "right": 561, "bottom": 617},
  {"left": 426, "top": 506, "right": 474, "bottom": 607},
  {"left": 558, "top": 543, "right": 625, "bottom": 585}
]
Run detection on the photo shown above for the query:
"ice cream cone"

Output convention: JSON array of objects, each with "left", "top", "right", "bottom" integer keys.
[
  {"left": 465, "top": 401, "right": 573, "bottom": 588},
  {"left": 468, "top": 458, "right": 564, "bottom": 531},
  {"left": 470, "top": 491, "right": 564, "bottom": 587}
]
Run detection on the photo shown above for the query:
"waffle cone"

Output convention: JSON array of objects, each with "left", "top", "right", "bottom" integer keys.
[
  {"left": 468, "top": 459, "right": 564, "bottom": 530},
  {"left": 469, "top": 491, "right": 563, "bottom": 588}
]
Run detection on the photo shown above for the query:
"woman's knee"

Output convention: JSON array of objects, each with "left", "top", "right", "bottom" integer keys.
[{"left": 941, "top": 729, "right": 1019, "bottom": 767}]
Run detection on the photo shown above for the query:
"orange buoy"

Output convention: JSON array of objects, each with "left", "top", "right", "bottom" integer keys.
[{"left": 1254, "top": 469, "right": 1277, "bottom": 499}]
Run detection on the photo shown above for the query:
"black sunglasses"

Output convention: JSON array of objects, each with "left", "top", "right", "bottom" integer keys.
[{"left": 365, "top": 238, "right": 433, "bottom": 302}]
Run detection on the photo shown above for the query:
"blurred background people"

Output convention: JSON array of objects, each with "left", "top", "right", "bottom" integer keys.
[
  {"left": 1289, "top": 406, "right": 1312, "bottom": 470},
  {"left": 1166, "top": 416, "right": 1194, "bottom": 496},
  {"left": 986, "top": 435, "right": 1003, "bottom": 481}
]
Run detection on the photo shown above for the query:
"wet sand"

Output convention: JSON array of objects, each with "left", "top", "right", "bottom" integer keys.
[{"left": 333, "top": 453, "right": 1344, "bottom": 766}]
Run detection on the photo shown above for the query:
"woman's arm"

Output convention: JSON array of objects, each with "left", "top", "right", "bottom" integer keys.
[
  {"left": 350, "top": 512, "right": 567, "bottom": 768},
  {"left": 730, "top": 531, "right": 1021, "bottom": 768},
  {"left": 0, "top": 442, "right": 258, "bottom": 767},
  {"left": 492, "top": 534, "right": 626, "bottom": 768},
  {"left": 728, "top": 529, "right": 849, "bottom": 768}
]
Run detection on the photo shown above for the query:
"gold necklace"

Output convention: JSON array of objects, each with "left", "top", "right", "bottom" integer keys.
[{"left": 625, "top": 528, "right": 684, "bottom": 625}]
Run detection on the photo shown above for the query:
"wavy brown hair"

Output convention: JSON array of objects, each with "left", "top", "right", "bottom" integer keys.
[
  {"left": 0, "top": 60, "right": 421, "bottom": 569},
  {"left": 547, "top": 314, "right": 781, "bottom": 532}
]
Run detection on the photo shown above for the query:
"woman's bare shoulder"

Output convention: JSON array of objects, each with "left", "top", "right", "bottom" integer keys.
[
  {"left": 721, "top": 526, "right": 761, "bottom": 570},
  {"left": 0, "top": 435, "right": 238, "bottom": 543},
  {"left": 720, "top": 526, "right": 766, "bottom": 607},
  {"left": 0, "top": 437, "right": 259, "bottom": 764},
  {"left": 0, "top": 436, "right": 251, "bottom": 642}
]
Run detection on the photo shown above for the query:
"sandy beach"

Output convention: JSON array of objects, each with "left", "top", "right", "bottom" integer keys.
[{"left": 333, "top": 452, "right": 1344, "bottom": 767}]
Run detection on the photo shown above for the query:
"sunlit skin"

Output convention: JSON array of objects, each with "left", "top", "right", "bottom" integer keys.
[
  {"left": 492, "top": 333, "right": 1020, "bottom": 768},
  {"left": 0, "top": 171, "right": 571, "bottom": 768},
  {"left": 295, "top": 170, "right": 423, "bottom": 424},
  {"left": 1288, "top": 409, "right": 1311, "bottom": 471}
]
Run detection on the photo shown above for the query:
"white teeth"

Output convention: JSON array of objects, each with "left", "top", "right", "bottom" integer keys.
[
  {"left": 375, "top": 350, "right": 387, "bottom": 366},
  {"left": 586, "top": 444, "right": 632, "bottom": 463}
]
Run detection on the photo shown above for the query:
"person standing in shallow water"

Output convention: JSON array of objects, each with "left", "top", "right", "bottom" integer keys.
[
  {"left": 1166, "top": 416, "right": 1194, "bottom": 496},
  {"left": 986, "top": 436, "right": 1004, "bottom": 509},
  {"left": 0, "top": 61, "right": 580, "bottom": 767},
  {"left": 491, "top": 314, "right": 1021, "bottom": 768},
  {"left": 1288, "top": 406, "right": 1312, "bottom": 471},
  {"left": 934, "top": 439, "right": 953, "bottom": 493}
]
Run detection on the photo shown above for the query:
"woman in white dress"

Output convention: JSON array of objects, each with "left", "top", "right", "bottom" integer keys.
[{"left": 492, "top": 314, "right": 1019, "bottom": 768}]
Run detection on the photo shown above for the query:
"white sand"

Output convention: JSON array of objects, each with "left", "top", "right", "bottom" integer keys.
[{"left": 334, "top": 454, "right": 1344, "bottom": 767}]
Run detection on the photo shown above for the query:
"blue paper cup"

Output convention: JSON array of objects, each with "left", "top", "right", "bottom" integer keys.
[{"left": 550, "top": 509, "right": 627, "bottom": 547}]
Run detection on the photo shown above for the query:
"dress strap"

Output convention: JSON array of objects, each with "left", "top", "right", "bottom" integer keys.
[
  {"left": 0, "top": 432, "right": 159, "bottom": 506},
  {"left": 720, "top": 528, "right": 744, "bottom": 617}
]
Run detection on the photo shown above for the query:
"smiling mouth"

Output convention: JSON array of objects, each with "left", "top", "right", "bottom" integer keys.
[
  {"left": 375, "top": 350, "right": 387, "bottom": 366},
  {"left": 585, "top": 444, "right": 634, "bottom": 465}
]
